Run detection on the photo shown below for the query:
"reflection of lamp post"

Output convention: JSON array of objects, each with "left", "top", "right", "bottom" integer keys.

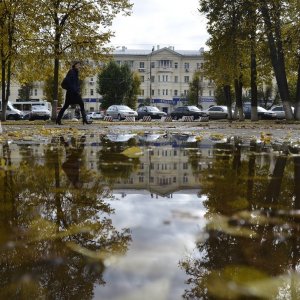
[{"left": 149, "top": 46, "right": 154, "bottom": 102}]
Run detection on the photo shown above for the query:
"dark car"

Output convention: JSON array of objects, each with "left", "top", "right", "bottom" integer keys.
[
  {"left": 137, "top": 106, "right": 167, "bottom": 120},
  {"left": 243, "top": 105, "right": 277, "bottom": 120},
  {"left": 170, "top": 106, "right": 207, "bottom": 120}
]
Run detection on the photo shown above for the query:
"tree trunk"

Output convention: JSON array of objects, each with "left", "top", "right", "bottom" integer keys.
[
  {"left": 294, "top": 57, "right": 300, "bottom": 120},
  {"left": 250, "top": 34, "right": 258, "bottom": 121},
  {"left": 259, "top": 1, "right": 294, "bottom": 120},
  {"left": 234, "top": 77, "right": 244, "bottom": 120},
  {"left": 294, "top": 157, "right": 300, "bottom": 209},
  {"left": 1, "top": 48, "right": 7, "bottom": 122},
  {"left": 223, "top": 85, "right": 232, "bottom": 120},
  {"left": 265, "top": 156, "right": 287, "bottom": 203}
]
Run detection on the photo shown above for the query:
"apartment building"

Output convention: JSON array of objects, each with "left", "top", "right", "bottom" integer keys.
[
  {"left": 5, "top": 45, "right": 216, "bottom": 113},
  {"left": 113, "top": 45, "right": 216, "bottom": 113}
]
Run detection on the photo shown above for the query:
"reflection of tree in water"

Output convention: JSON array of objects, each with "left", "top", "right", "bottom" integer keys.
[
  {"left": 0, "top": 136, "right": 132, "bottom": 299},
  {"left": 97, "top": 137, "right": 140, "bottom": 184},
  {"left": 181, "top": 140, "right": 300, "bottom": 299},
  {"left": 61, "top": 135, "right": 85, "bottom": 188}
]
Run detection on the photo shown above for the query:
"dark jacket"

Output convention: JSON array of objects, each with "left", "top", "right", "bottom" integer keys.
[{"left": 64, "top": 67, "right": 82, "bottom": 104}]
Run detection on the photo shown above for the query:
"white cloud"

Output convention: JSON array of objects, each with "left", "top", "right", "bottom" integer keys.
[{"left": 109, "top": 0, "right": 209, "bottom": 50}]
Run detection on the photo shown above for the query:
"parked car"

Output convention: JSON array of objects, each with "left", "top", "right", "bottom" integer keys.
[
  {"left": 29, "top": 105, "right": 51, "bottom": 121},
  {"left": 267, "top": 105, "right": 294, "bottom": 119},
  {"left": 106, "top": 105, "right": 138, "bottom": 120},
  {"left": 0, "top": 101, "right": 23, "bottom": 120},
  {"left": 137, "top": 106, "right": 167, "bottom": 120},
  {"left": 170, "top": 106, "right": 208, "bottom": 120},
  {"left": 243, "top": 105, "right": 277, "bottom": 119},
  {"left": 87, "top": 111, "right": 104, "bottom": 120},
  {"left": 204, "top": 105, "right": 230, "bottom": 119}
]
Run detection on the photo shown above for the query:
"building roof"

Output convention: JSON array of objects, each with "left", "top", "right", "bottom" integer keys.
[{"left": 113, "top": 46, "right": 204, "bottom": 57}]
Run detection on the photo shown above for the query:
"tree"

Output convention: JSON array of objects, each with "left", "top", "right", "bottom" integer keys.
[
  {"left": 258, "top": 0, "right": 295, "bottom": 120},
  {"left": 0, "top": 0, "right": 29, "bottom": 121},
  {"left": 199, "top": 0, "right": 250, "bottom": 121},
  {"left": 18, "top": 83, "right": 33, "bottom": 101},
  {"left": 97, "top": 61, "right": 140, "bottom": 109},
  {"left": 124, "top": 72, "right": 141, "bottom": 110},
  {"left": 187, "top": 72, "right": 202, "bottom": 106},
  {"left": 22, "top": 0, "right": 132, "bottom": 119},
  {"left": 43, "top": 75, "right": 64, "bottom": 105}
]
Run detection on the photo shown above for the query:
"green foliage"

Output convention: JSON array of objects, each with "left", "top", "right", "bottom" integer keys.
[
  {"left": 43, "top": 76, "right": 64, "bottom": 105},
  {"left": 187, "top": 72, "right": 201, "bottom": 106},
  {"left": 18, "top": 83, "right": 33, "bottom": 101},
  {"left": 97, "top": 61, "right": 140, "bottom": 109}
]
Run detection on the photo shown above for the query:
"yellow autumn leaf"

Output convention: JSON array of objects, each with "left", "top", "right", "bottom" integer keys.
[{"left": 121, "top": 146, "right": 143, "bottom": 158}]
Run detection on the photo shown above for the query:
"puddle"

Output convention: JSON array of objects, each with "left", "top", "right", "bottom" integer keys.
[{"left": 0, "top": 131, "right": 300, "bottom": 299}]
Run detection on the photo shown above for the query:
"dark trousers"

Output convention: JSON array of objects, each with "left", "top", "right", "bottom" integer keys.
[{"left": 57, "top": 91, "right": 86, "bottom": 121}]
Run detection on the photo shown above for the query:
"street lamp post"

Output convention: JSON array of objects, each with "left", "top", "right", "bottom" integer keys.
[{"left": 149, "top": 46, "right": 154, "bottom": 102}]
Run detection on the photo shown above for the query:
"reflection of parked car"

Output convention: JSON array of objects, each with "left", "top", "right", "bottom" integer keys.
[
  {"left": 137, "top": 106, "right": 167, "bottom": 120},
  {"left": 244, "top": 105, "right": 277, "bottom": 119},
  {"left": 106, "top": 105, "right": 138, "bottom": 120},
  {"left": 106, "top": 134, "right": 136, "bottom": 142},
  {"left": 203, "top": 105, "right": 229, "bottom": 119},
  {"left": 267, "top": 105, "right": 294, "bottom": 119},
  {"left": 170, "top": 106, "right": 207, "bottom": 120},
  {"left": 29, "top": 105, "right": 51, "bottom": 120},
  {"left": 86, "top": 112, "right": 104, "bottom": 120}
]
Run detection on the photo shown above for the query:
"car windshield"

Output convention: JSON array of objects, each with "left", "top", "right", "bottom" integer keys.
[
  {"left": 188, "top": 106, "right": 201, "bottom": 111},
  {"left": 147, "top": 107, "right": 160, "bottom": 112},
  {"left": 32, "top": 105, "right": 45, "bottom": 110},
  {"left": 118, "top": 106, "right": 131, "bottom": 111},
  {"left": 257, "top": 107, "right": 268, "bottom": 112}
]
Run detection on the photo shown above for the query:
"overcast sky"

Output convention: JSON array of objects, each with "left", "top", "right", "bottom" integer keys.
[{"left": 109, "top": 0, "right": 209, "bottom": 51}]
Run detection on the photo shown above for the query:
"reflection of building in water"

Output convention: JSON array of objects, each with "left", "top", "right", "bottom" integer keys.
[
  {"left": 112, "top": 144, "right": 202, "bottom": 197},
  {"left": 0, "top": 135, "right": 280, "bottom": 196}
]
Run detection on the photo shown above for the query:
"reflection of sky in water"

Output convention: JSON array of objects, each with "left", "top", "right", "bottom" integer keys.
[{"left": 94, "top": 191, "right": 207, "bottom": 300}]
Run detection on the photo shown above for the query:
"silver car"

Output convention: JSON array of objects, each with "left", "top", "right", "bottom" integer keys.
[
  {"left": 106, "top": 105, "right": 138, "bottom": 120},
  {"left": 204, "top": 105, "right": 229, "bottom": 119},
  {"left": 268, "top": 105, "right": 294, "bottom": 119}
]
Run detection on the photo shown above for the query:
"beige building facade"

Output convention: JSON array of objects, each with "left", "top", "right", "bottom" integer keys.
[{"left": 6, "top": 46, "right": 216, "bottom": 113}]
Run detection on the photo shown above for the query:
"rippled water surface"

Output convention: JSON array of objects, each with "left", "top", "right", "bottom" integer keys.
[{"left": 1, "top": 130, "right": 300, "bottom": 299}]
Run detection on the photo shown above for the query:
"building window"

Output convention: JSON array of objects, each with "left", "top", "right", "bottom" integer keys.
[
  {"left": 151, "top": 61, "right": 155, "bottom": 68},
  {"left": 166, "top": 89, "right": 168, "bottom": 95},
  {"left": 209, "top": 90, "right": 212, "bottom": 96},
  {"left": 158, "top": 89, "right": 160, "bottom": 96},
  {"left": 141, "top": 76, "right": 144, "bottom": 82},
  {"left": 174, "top": 76, "right": 178, "bottom": 83},
  {"left": 184, "top": 90, "right": 188, "bottom": 96},
  {"left": 184, "top": 62, "right": 189, "bottom": 69},
  {"left": 158, "top": 75, "right": 160, "bottom": 82},
  {"left": 140, "top": 62, "right": 145, "bottom": 68},
  {"left": 183, "top": 162, "right": 188, "bottom": 169},
  {"left": 90, "top": 89, "right": 94, "bottom": 96},
  {"left": 140, "top": 89, "right": 144, "bottom": 96},
  {"left": 151, "top": 76, "right": 155, "bottom": 82},
  {"left": 184, "top": 76, "right": 189, "bottom": 83},
  {"left": 159, "top": 60, "right": 171, "bottom": 68},
  {"left": 174, "top": 90, "right": 178, "bottom": 96},
  {"left": 151, "top": 89, "right": 154, "bottom": 96},
  {"left": 174, "top": 62, "right": 178, "bottom": 69}
]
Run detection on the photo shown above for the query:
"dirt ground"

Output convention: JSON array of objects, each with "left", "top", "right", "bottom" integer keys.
[{"left": 1, "top": 119, "right": 300, "bottom": 143}]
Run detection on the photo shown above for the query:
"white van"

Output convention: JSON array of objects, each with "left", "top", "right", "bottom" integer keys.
[{"left": 0, "top": 100, "right": 24, "bottom": 120}]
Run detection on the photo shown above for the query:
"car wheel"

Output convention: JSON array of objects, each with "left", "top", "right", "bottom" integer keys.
[
  {"left": 118, "top": 114, "right": 122, "bottom": 121},
  {"left": 173, "top": 115, "right": 178, "bottom": 120}
]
